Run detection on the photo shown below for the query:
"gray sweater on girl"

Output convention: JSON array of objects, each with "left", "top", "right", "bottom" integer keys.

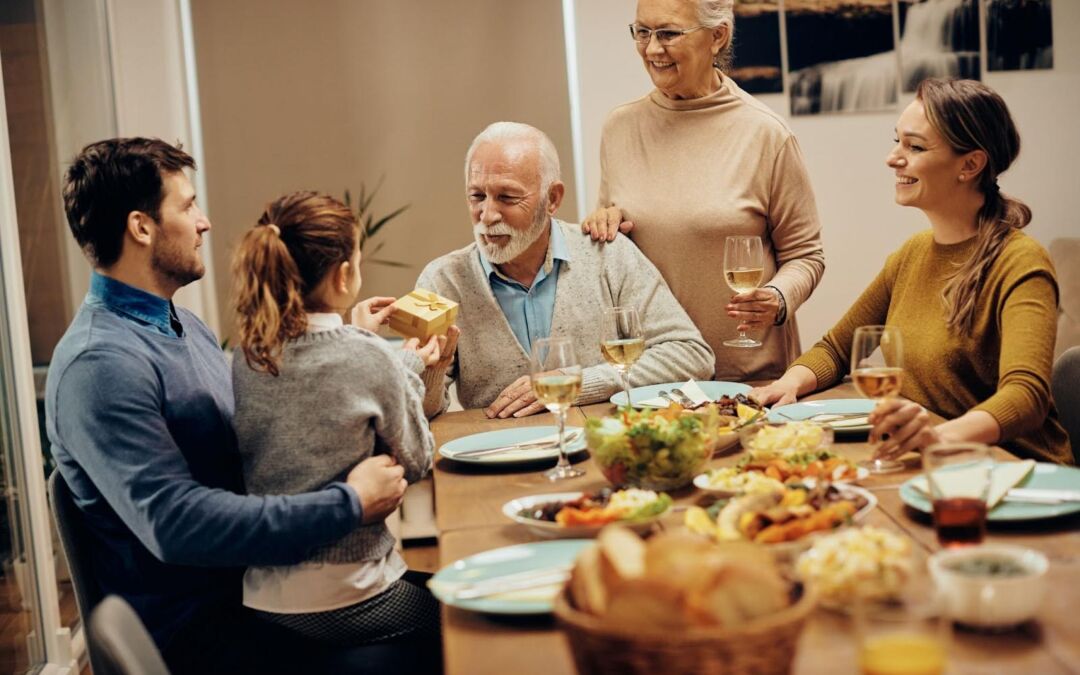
[{"left": 232, "top": 327, "right": 433, "bottom": 563}]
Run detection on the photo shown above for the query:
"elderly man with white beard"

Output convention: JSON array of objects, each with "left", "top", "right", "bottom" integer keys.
[{"left": 416, "top": 121, "right": 714, "bottom": 418}]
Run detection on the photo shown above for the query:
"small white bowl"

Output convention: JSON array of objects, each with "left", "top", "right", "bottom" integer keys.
[{"left": 928, "top": 544, "right": 1048, "bottom": 628}]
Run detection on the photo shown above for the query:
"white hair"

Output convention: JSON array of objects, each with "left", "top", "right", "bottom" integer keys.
[
  {"left": 696, "top": 0, "right": 735, "bottom": 70},
  {"left": 464, "top": 121, "right": 561, "bottom": 191}
]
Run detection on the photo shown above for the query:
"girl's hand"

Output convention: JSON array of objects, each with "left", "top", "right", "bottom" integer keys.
[
  {"left": 726, "top": 288, "right": 781, "bottom": 331},
  {"left": 869, "top": 397, "right": 941, "bottom": 460},
  {"left": 581, "top": 206, "right": 634, "bottom": 242},
  {"left": 404, "top": 335, "right": 442, "bottom": 367},
  {"left": 352, "top": 296, "right": 396, "bottom": 332}
]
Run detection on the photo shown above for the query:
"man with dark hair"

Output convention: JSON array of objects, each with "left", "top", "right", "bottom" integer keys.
[{"left": 45, "top": 138, "right": 413, "bottom": 673}]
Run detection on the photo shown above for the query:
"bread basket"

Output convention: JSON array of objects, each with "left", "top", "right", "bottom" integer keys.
[{"left": 553, "top": 581, "right": 815, "bottom": 675}]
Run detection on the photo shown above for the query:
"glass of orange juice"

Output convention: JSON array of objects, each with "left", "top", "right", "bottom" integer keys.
[{"left": 856, "top": 594, "right": 949, "bottom": 675}]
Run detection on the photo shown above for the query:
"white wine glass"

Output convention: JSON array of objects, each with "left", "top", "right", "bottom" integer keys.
[
  {"left": 601, "top": 307, "right": 643, "bottom": 408},
  {"left": 530, "top": 337, "right": 585, "bottom": 481},
  {"left": 851, "top": 325, "right": 905, "bottom": 474},
  {"left": 723, "top": 235, "right": 765, "bottom": 348}
]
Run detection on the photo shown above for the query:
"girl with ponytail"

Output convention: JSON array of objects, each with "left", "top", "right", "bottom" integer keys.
[
  {"left": 753, "top": 79, "right": 1070, "bottom": 464},
  {"left": 230, "top": 191, "right": 446, "bottom": 648}
]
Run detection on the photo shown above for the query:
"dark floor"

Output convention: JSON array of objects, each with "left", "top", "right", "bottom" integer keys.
[{"left": 0, "top": 543, "right": 438, "bottom": 674}]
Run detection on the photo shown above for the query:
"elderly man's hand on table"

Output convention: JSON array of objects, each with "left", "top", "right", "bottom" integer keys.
[
  {"left": 485, "top": 375, "right": 547, "bottom": 419},
  {"left": 581, "top": 206, "right": 634, "bottom": 242},
  {"left": 869, "top": 397, "right": 941, "bottom": 460}
]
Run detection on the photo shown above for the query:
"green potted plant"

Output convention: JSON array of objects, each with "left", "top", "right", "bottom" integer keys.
[{"left": 343, "top": 179, "right": 410, "bottom": 269}]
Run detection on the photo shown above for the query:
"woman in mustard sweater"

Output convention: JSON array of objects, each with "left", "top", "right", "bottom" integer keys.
[{"left": 753, "top": 79, "right": 1071, "bottom": 465}]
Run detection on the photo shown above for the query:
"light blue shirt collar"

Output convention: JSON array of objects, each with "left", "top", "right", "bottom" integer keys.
[
  {"left": 86, "top": 271, "right": 180, "bottom": 337},
  {"left": 479, "top": 220, "right": 570, "bottom": 353}
]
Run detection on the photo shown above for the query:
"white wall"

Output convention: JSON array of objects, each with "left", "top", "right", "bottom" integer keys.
[
  {"left": 42, "top": 0, "right": 219, "bottom": 332},
  {"left": 570, "top": 0, "right": 1080, "bottom": 348}
]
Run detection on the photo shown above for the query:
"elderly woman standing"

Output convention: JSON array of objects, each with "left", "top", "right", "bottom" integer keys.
[{"left": 584, "top": 0, "right": 824, "bottom": 382}]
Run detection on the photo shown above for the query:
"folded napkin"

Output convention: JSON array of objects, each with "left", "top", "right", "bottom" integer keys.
[
  {"left": 636, "top": 379, "right": 711, "bottom": 408},
  {"left": 910, "top": 459, "right": 1035, "bottom": 509}
]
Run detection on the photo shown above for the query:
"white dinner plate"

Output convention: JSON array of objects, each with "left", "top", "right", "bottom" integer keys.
[{"left": 502, "top": 492, "right": 668, "bottom": 539}]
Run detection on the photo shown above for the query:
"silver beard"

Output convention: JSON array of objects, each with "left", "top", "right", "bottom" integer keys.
[{"left": 473, "top": 196, "right": 550, "bottom": 265}]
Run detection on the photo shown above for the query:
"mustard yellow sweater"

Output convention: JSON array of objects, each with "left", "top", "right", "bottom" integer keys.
[{"left": 794, "top": 230, "right": 1071, "bottom": 464}]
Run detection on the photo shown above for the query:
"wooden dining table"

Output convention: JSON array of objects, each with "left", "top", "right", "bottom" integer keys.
[{"left": 428, "top": 384, "right": 1080, "bottom": 674}]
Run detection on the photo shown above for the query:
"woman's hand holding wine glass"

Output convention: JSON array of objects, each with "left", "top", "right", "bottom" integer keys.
[
  {"left": 851, "top": 325, "right": 906, "bottom": 474},
  {"left": 722, "top": 236, "right": 765, "bottom": 348}
]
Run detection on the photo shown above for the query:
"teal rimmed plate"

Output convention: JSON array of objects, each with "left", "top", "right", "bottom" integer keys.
[
  {"left": 767, "top": 399, "right": 875, "bottom": 436},
  {"left": 609, "top": 381, "right": 750, "bottom": 408},
  {"left": 899, "top": 462, "right": 1080, "bottom": 521},
  {"left": 429, "top": 540, "right": 592, "bottom": 614},
  {"left": 439, "top": 426, "right": 586, "bottom": 465}
]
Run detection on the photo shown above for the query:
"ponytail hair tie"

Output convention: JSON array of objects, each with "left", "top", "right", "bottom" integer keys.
[{"left": 267, "top": 223, "right": 281, "bottom": 236}]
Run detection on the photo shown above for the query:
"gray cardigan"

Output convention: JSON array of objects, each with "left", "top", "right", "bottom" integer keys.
[
  {"left": 417, "top": 220, "right": 715, "bottom": 411},
  {"left": 232, "top": 327, "right": 433, "bottom": 563}
]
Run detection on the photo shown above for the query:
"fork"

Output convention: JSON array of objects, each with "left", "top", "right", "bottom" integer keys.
[
  {"left": 658, "top": 391, "right": 679, "bottom": 406},
  {"left": 670, "top": 388, "right": 698, "bottom": 407}
]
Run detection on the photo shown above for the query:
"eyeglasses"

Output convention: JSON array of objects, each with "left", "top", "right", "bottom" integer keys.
[{"left": 628, "top": 22, "right": 706, "bottom": 46}]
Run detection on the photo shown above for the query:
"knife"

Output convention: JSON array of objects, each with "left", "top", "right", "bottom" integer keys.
[
  {"left": 442, "top": 566, "right": 572, "bottom": 600},
  {"left": 1002, "top": 488, "right": 1080, "bottom": 504},
  {"left": 452, "top": 430, "right": 583, "bottom": 458}
]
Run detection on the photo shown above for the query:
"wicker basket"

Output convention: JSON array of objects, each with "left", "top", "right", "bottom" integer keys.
[{"left": 553, "top": 582, "right": 816, "bottom": 675}]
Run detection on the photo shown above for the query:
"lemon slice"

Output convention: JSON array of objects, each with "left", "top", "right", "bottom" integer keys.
[
  {"left": 684, "top": 506, "right": 717, "bottom": 537},
  {"left": 737, "top": 403, "right": 761, "bottom": 422}
]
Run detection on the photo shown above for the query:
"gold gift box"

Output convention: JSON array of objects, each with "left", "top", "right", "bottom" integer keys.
[{"left": 389, "top": 289, "right": 459, "bottom": 341}]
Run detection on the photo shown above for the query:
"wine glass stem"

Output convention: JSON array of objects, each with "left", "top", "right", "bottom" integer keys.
[
  {"left": 555, "top": 407, "right": 569, "bottom": 469},
  {"left": 620, "top": 368, "right": 632, "bottom": 409}
]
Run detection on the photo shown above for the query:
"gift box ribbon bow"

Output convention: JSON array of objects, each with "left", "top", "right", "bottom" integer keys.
[{"left": 408, "top": 291, "right": 449, "bottom": 312}]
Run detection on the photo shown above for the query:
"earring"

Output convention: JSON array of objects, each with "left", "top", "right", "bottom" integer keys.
[{"left": 958, "top": 174, "right": 966, "bottom": 181}]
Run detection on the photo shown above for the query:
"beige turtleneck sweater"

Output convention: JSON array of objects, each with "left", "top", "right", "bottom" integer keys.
[{"left": 597, "top": 72, "right": 825, "bottom": 381}]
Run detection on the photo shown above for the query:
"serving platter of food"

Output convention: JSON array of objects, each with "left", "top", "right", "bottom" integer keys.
[
  {"left": 502, "top": 488, "right": 672, "bottom": 538},
  {"left": 684, "top": 482, "right": 876, "bottom": 550}
]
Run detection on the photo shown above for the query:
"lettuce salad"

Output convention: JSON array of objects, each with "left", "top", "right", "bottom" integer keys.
[{"left": 586, "top": 409, "right": 711, "bottom": 490}]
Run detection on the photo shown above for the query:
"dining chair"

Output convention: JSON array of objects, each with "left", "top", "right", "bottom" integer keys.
[
  {"left": 48, "top": 470, "right": 107, "bottom": 674},
  {"left": 1052, "top": 346, "right": 1080, "bottom": 462},
  {"left": 87, "top": 595, "right": 171, "bottom": 675}
]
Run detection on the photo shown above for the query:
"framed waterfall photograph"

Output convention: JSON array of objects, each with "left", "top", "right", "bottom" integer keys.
[
  {"left": 899, "top": 0, "right": 980, "bottom": 92},
  {"left": 729, "top": 0, "right": 783, "bottom": 94},
  {"left": 785, "top": 0, "right": 899, "bottom": 116},
  {"left": 986, "top": 0, "right": 1053, "bottom": 71}
]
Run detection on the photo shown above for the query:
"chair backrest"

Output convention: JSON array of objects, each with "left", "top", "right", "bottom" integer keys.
[
  {"left": 1052, "top": 346, "right": 1080, "bottom": 462},
  {"left": 88, "top": 595, "right": 171, "bottom": 675},
  {"left": 48, "top": 470, "right": 106, "bottom": 673}
]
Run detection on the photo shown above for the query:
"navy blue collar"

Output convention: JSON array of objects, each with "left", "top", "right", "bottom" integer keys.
[{"left": 86, "top": 272, "right": 181, "bottom": 337}]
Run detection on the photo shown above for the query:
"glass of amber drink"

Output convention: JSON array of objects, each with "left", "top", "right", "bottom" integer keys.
[
  {"left": 924, "top": 442, "right": 993, "bottom": 548},
  {"left": 531, "top": 337, "right": 585, "bottom": 481},
  {"left": 856, "top": 597, "right": 949, "bottom": 675}
]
